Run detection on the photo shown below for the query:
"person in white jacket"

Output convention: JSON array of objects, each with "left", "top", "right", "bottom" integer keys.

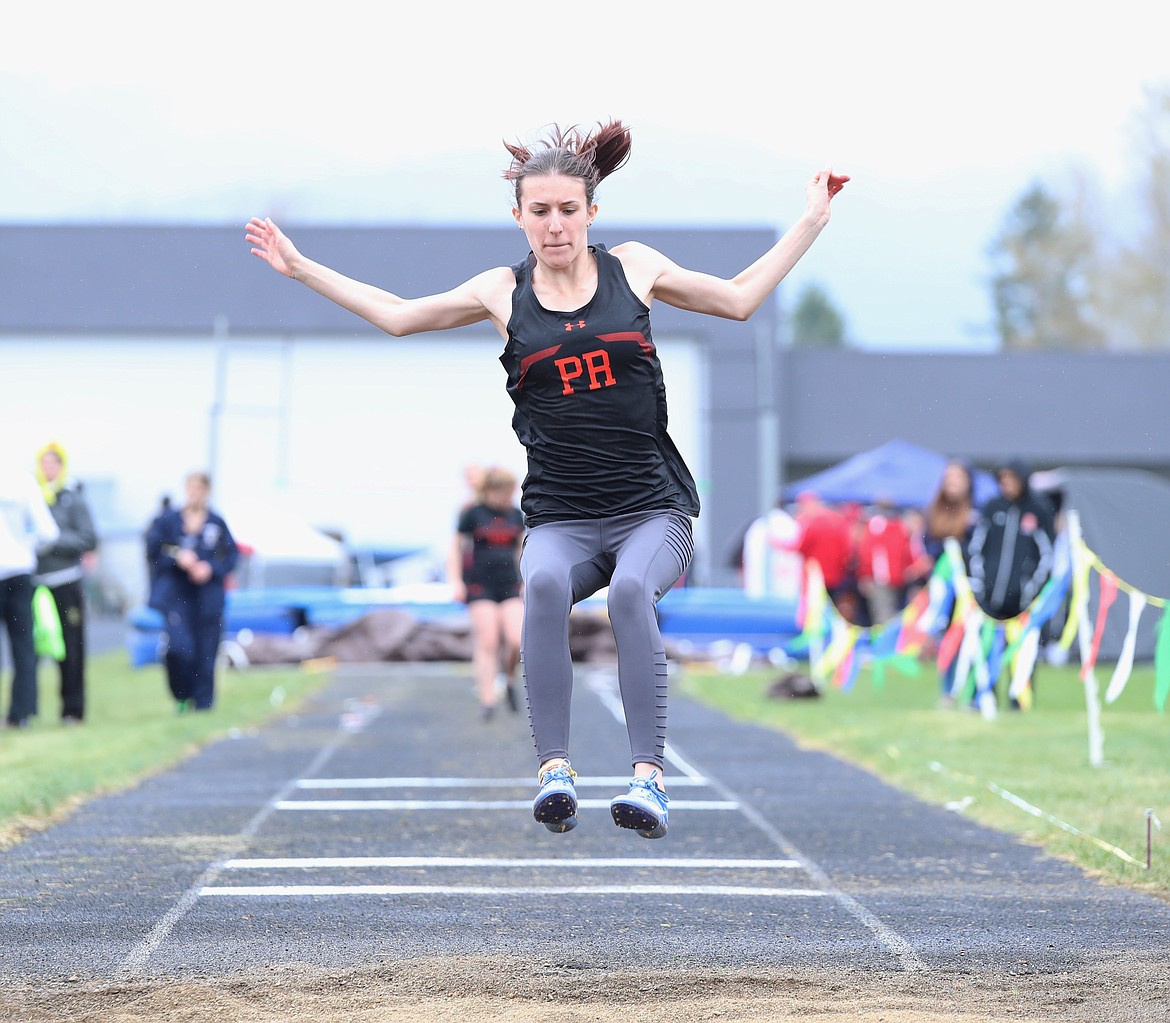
[{"left": 0, "top": 457, "right": 60, "bottom": 728}]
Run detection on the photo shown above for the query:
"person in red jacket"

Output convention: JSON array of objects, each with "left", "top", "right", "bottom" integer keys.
[
  {"left": 795, "top": 492, "right": 857, "bottom": 618},
  {"left": 856, "top": 498, "right": 917, "bottom": 624}
]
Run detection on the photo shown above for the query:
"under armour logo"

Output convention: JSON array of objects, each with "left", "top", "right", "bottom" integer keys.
[{"left": 563, "top": 320, "right": 587, "bottom": 332}]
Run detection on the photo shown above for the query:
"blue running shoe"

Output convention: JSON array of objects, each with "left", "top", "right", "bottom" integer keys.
[
  {"left": 610, "top": 770, "right": 669, "bottom": 839},
  {"left": 532, "top": 761, "right": 578, "bottom": 833}
]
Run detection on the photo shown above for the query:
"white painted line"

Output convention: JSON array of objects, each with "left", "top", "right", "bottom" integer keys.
[
  {"left": 296, "top": 776, "right": 711, "bottom": 789},
  {"left": 121, "top": 737, "right": 346, "bottom": 977},
  {"left": 585, "top": 672, "right": 728, "bottom": 783},
  {"left": 662, "top": 743, "right": 709, "bottom": 783},
  {"left": 221, "top": 856, "right": 802, "bottom": 870},
  {"left": 928, "top": 760, "right": 1145, "bottom": 867},
  {"left": 200, "top": 884, "right": 827, "bottom": 898},
  {"left": 589, "top": 667, "right": 928, "bottom": 973},
  {"left": 274, "top": 798, "right": 738, "bottom": 811}
]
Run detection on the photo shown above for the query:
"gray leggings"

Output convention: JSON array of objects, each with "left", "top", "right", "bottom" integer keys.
[{"left": 520, "top": 509, "right": 694, "bottom": 770}]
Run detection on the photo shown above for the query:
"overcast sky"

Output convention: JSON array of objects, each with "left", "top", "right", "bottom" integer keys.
[{"left": 4, "top": 1, "right": 1169, "bottom": 350}]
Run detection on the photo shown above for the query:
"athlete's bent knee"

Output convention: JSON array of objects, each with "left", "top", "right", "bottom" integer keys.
[
  {"left": 607, "top": 574, "right": 653, "bottom": 619},
  {"left": 524, "top": 567, "right": 572, "bottom": 611}
]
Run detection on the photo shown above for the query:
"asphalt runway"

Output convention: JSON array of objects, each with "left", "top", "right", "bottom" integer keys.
[{"left": 3, "top": 661, "right": 1170, "bottom": 984}]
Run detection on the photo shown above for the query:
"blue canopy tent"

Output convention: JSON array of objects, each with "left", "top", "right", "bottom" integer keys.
[{"left": 783, "top": 439, "right": 999, "bottom": 509}]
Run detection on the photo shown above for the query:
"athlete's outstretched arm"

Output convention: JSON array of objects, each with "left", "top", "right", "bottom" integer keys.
[
  {"left": 623, "top": 168, "right": 848, "bottom": 322},
  {"left": 245, "top": 217, "right": 510, "bottom": 337}
]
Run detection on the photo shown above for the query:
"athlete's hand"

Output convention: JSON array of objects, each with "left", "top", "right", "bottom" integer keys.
[
  {"left": 246, "top": 216, "right": 301, "bottom": 279},
  {"left": 175, "top": 548, "right": 198, "bottom": 571},
  {"left": 188, "top": 560, "right": 213, "bottom": 585},
  {"left": 805, "top": 168, "right": 849, "bottom": 224}
]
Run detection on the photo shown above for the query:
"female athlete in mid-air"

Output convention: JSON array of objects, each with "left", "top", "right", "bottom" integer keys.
[{"left": 246, "top": 120, "right": 847, "bottom": 839}]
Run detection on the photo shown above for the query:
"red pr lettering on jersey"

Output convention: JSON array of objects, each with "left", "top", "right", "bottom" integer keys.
[{"left": 555, "top": 349, "right": 617, "bottom": 395}]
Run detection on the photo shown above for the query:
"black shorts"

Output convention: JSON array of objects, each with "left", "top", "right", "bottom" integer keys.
[{"left": 465, "top": 579, "right": 522, "bottom": 604}]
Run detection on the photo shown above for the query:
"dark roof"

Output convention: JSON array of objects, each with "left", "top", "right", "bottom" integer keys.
[
  {"left": 778, "top": 348, "right": 1170, "bottom": 469},
  {"left": 0, "top": 223, "right": 777, "bottom": 335}
]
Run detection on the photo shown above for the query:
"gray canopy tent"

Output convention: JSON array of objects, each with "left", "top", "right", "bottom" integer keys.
[{"left": 1035, "top": 467, "right": 1170, "bottom": 660}]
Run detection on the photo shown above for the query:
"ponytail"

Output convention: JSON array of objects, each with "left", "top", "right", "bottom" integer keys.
[{"left": 503, "top": 120, "right": 632, "bottom": 205}]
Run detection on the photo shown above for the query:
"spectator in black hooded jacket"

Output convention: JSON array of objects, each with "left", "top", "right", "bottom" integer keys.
[
  {"left": 968, "top": 459, "right": 1056, "bottom": 708},
  {"left": 968, "top": 458, "right": 1056, "bottom": 622}
]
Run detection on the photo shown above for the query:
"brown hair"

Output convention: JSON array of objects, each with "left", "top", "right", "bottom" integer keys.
[
  {"left": 503, "top": 120, "right": 632, "bottom": 206},
  {"left": 479, "top": 466, "right": 517, "bottom": 494},
  {"left": 925, "top": 460, "right": 973, "bottom": 542}
]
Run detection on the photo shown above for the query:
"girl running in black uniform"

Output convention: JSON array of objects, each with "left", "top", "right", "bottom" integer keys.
[
  {"left": 448, "top": 466, "right": 525, "bottom": 721},
  {"left": 246, "top": 121, "right": 847, "bottom": 839}
]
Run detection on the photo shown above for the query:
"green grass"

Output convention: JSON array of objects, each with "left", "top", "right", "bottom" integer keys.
[
  {"left": 0, "top": 651, "right": 332, "bottom": 847},
  {"left": 679, "top": 659, "right": 1170, "bottom": 898}
]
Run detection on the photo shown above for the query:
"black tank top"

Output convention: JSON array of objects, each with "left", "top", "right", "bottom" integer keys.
[{"left": 501, "top": 244, "right": 700, "bottom": 526}]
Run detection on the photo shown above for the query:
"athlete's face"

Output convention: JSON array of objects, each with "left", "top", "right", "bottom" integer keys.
[{"left": 513, "top": 174, "right": 598, "bottom": 270}]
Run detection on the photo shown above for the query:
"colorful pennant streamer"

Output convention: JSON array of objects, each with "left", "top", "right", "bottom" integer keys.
[{"left": 791, "top": 513, "right": 1170, "bottom": 722}]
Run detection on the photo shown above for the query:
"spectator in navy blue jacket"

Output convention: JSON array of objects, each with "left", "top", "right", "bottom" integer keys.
[{"left": 145, "top": 472, "right": 238, "bottom": 712}]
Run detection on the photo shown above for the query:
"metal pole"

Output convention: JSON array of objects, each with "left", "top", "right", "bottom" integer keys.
[
  {"left": 208, "top": 317, "right": 230, "bottom": 489},
  {"left": 276, "top": 339, "right": 292, "bottom": 491},
  {"left": 755, "top": 320, "right": 778, "bottom": 518}
]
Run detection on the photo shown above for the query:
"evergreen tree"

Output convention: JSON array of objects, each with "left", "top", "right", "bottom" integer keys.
[{"left": 790, "top": 282, "right": 848, "bottom": 348}]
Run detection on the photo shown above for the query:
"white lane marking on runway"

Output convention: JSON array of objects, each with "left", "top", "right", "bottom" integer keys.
[
  {"left": 274, "top": 798, "right": 737, "bottom": 811},
  {"left": 296, "top": 776, "right": 711, "bottom": 788},
  {"left": 120, "top": 737, "right": 345, "bottom": 977},
  {"left": 588, "top": 681, "right": 706, "bottom": 782},
  {"left": 590, "top": 671, "right": 929, "bottom": 973},
  {"left": 200, "top": 884, "right": 827, "bottom": 898},
  {"left": 221, "top": 856, "right": 802, "bottom": 869}
]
